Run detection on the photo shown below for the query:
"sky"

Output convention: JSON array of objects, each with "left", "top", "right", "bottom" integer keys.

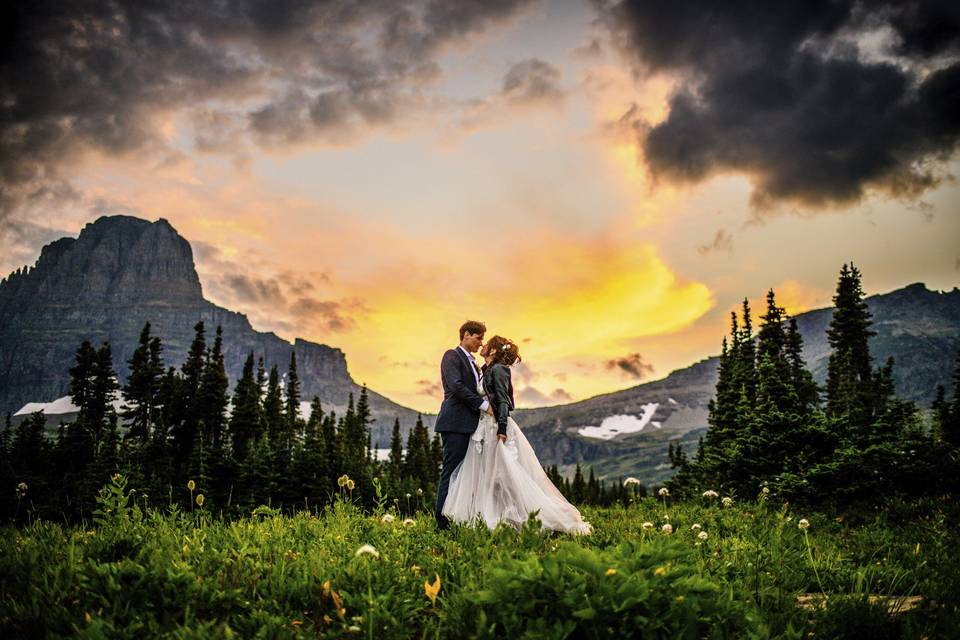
[{"left": 1, "top": 0, "right": 959, "bottom": 413}]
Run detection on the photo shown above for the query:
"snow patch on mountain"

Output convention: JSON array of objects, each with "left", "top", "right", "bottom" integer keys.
[
  {"left": 577, "top": 403, "right": 660, "bottom": 440},
  {"left": 15, "top": 395, "right": 126, "bottom": 416}
]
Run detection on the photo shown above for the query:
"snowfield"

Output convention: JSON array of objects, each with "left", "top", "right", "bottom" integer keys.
[{"left": 577, "top": 402, "right": 660, "bottom": 440}]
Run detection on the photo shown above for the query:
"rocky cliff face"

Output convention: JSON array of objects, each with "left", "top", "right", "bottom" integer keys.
[{"left": 0, "top": 215, "right": 429, "bottom": 440}]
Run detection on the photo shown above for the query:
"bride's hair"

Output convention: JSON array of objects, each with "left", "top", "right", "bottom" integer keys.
[{"left": 483, "top": 335, "right": 521, "bottom": 368}]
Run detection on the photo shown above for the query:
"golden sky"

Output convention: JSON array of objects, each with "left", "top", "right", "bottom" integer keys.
[{"left": 2, "top": 0, "right": 958, "bottom": 412}]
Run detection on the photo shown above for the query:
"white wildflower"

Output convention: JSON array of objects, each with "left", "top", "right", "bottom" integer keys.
[
  {"left": 642, "top": 522, "right": 654, "bottom": 530},
  {"left": 702, "top": 490, "right": 719, "bottom": 498},
  {"left": 355, "top": 544, "right": 380, "bottom": 558},
  {"left": 691, "top": 523, "right": 702, "bottom": 531},
  {"left": 658, "top": 487, "right": 669, "bottom": 497},
  {"left": 403, "top": 518, "right": 416, "bottom": 527},
  {"left": 722, "top": 496, "right": 733, "bottom": 507},
  {"left": 661, "top": 523, "right": 673, "bottom": 534},
  {"left": 697, "top": 531, "right": 708, "bottom": 541},
  {"left": 798, "top": 518, "right": 810, "bottom": 530},
  {"left": 623, "top": 477, "right": 641, "bottom": 487},
  {"left": 381, "top": 514, "right": 395, "bottom": 523}
]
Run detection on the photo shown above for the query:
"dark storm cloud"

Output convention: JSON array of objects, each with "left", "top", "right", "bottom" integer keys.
[
  {"left": 595, "top": 0, "right": 960, "bottom": 211},
  {"left": 605, "top": 352, "right": 653, "bottom": 380},
  {"left": 500, "top": 58, "right": 565, "bottom": 105},
  {"left": 0, "top": 0, "right": 538, "bottom": 222}
]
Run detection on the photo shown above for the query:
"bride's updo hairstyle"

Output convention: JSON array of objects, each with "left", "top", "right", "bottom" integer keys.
[{"left": 484, "top": 335, "right": 521, "bottom": 367}]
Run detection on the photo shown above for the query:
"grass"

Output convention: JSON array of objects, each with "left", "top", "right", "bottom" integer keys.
[{"left": 0, "top": 477, "right": 956, "bottom": 638}]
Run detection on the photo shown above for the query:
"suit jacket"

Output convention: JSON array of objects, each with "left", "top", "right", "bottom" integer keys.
[
  {"left": 434, "top": 347, "right": 486, "bottom": 434},
  {"left": 483, "top": 363, "right": 515, "bottom": 436}
]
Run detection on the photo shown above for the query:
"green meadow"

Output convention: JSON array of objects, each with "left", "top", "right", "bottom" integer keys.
[{"left": 1, "top": 475, "right": 955, "bottom": 639}]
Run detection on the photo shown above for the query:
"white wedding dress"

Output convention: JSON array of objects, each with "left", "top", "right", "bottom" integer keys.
[{"left": 441, "top": 380, "right": 592, "bottom": 534}]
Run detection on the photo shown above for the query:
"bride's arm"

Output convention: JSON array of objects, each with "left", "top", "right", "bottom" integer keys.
[{"left": 489, "top": 366, "right": 512, "bottom": 437}]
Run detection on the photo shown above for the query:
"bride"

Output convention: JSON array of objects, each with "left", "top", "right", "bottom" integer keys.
[{"left": 441, "top": 335, "right": 592, "bottom": 534}]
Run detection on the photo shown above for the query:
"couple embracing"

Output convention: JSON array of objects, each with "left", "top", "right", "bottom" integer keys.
[{"left": 433, "top": 320, "right": 592, "bottom": 535}]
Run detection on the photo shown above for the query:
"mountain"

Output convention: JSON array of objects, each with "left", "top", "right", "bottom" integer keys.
[
  {"left": 0, "top": 215, "right": 431, "bottom": 443},
  {"left": 513, "top": 282, "right": 960, "bottom": 485}
]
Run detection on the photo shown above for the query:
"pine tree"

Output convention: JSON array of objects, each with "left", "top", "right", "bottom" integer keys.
[
  {"left": 571, "top": 463, "right": 586, "bottom": 503},
  {"left": 785, "top": 317, "right": 819, "bottom": 412},
  {"left": 262, "top": 365, "right": 283, "bottom": 444},
  {"left": 172, "top": 321, "right": 206, "bottom": 461},
  {"left": 121, "top": 322, "right": 164, "bottom": 441},
  {"left": 89, "top": 342, "right": 120, "bottom": 444},
  {"left": 388, "top": 418, "right": 404, "bottom": 482},
  {"left": 403, "top": 414, "right": 433, "bottom": 495},
  {"left": 229, "top": 353, "right": 261, "bottom": 461},
  {"left": 825, "top": 263, "right": 877, "bottom": 432},
  {"left": 69, "top": 340, "right": 98, "bottom": 420},
  {"left": 197, "top": 326, "right": 229, "bottom": 450},
  {"left": 737, "top": 298, "right": 757, "bottom": 404},
  {"left": 284, "top": 350, "right": 302, "bottom": 441}
]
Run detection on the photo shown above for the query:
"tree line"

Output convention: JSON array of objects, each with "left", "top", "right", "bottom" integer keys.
[
  {"left": 668, "top": 263, "right": 960, "bottom": 506},
  {"left": 0, "top": 321, "right": 449, "bottom": 522}
]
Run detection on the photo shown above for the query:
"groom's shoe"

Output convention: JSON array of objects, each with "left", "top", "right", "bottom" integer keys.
[{"left": 436, "top": 514, "right": 450, "bottom": 531}]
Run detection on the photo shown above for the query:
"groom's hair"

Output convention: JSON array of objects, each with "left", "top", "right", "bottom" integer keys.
[{"left": 459, "top": 320, "right": 486, "bottom": 339}]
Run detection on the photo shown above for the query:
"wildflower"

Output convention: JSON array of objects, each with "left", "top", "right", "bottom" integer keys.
[
  {"left": 424, "top": 574, "right": 441, "bottom": 606},
  {"left": 111, "top": 473, "right": 122, "bottom": 483},
  {"left": 355, "top": 544, "right": 380, "bottom": 558},
  {"left": 346, "top": 479, "right": 356, "bottom": 491},
  {"left": 291, "top": 619, "right": 303, "bottom": 627},
  {"left": 722, "top": 496, "right": 733, "bottom": 507},
  {"left": 337, "top": 474, "right": 350, "bottom": 487},
  {"left": 405, "top": 492, "right": 412, "bottom": 499},
  {"left": 691, "top": 523, "right": 702, "bottom": 531},
  {"left": 416, "top": 487, "right": 424, "bottom": 495},
  {"left": 410, "top": 564, "right": 421, "bottom": 574},
  {"left": 676, "top": 595, "right": 685, "bottom": 604},
  {"left": 187, "top": 479, "right": 196, "bottom": 491},
  {"left": 381, "top": 513, "right": 395, "bottom": 523},
  {"left": 762, "top": 486, "right": 770, "bottom": 495},
  {"left": 195, "top": 494, "right": 205, "bottom": 507},
  {"left": 702, "top": 490, "right": 719, "bottom": 498},
  {"left": 17, "top": 481, "right": 28, "bottom": 494},
  {"left": 661, "top": 523, "right": 673, "bottom": 534},
  {"left": 605, "top": 568, "right": 618, "bottom": 576},
  {"left": 403, "top": 518, "right": 416, "bottom": 527},
  {"left": 658, "top": 487, "right": 669, "bottom": 497},
  {"left": 348, "top": 625, "right": 361, "bottom": 633},
  {"left": 698, "top": 531, "right": 708, "bottom": 541},
  {"left": 654, "top": 565, "right": 668, "bottom": 577},
  {"left": 798, "top": 518, "right": 810, "bottom": 530},
  {"left": 642, "top": 522, "right": 654, "bottom": 530},
  {"left": 623, "top": 477, "right": 641, "bottom": 487}
]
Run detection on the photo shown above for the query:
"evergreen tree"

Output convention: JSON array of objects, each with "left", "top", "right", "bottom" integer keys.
[
  {"left": 571, "top": 463, "right": 586, "bottom": 503},
  {"left": 403, "top": 414, "right": 433, "bottom": 494},
  {"left": 197, "top": 325, "right": 229, "bottom": 450},
  {"left": 229, "top": 353, "right": 261, "bottom": 461},
  {"left": 172, "top": 321, "right": 206, "bottom": 461},
  {"left": 262, "top": 365, "right": 283, "bottom": 444},
  {"left": 785, "top": 316, "right": 819, "bottom": 412},
  {"left": 825, "top": 263, "right": 877, "bottom": 432},
  {"left": 88, "top": 342, "right": 120, "bottom": 444},
  {"left": 121, "top": 322, "right": 164, "bottom": 441},
  {"left": 284, "top": 350, "right": 302, "bottom": 441},
  {"left": 388, "top": 418, "right": 404, "bottom": 482}
]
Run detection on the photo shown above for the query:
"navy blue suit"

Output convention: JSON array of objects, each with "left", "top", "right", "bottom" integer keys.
[{"left": 434, "top": 347, "right": 486, "bottom": 529}]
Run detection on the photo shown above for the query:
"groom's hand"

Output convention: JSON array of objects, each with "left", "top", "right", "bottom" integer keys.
[
  {"left": 497, "top": 434, "right": 507, "bottom": 443},
  {"left": 485, "top": 406, "right": 494, "bottom": 416}
]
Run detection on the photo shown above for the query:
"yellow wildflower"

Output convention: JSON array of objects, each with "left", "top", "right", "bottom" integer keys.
[
  {"left": 424, "top": 574, "right": 441, "bottom": 606},
  {"left": 605, "top": 568, "right": 618, "bottom": 576},
  {"left": 196, "top": 494, "right": 205, "bottom": 507},
  {"left": 187, "top": 480, "right": 196, "bottom": 491}
]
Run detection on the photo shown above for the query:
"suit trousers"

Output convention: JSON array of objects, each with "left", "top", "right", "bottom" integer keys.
[{"left": 434, "top": 431, "right": 471, "bottom": 529}]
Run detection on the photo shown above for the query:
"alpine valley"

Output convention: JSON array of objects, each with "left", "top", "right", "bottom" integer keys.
[{"left": 2, "top": 216, "right": 957, "bottom": 485}]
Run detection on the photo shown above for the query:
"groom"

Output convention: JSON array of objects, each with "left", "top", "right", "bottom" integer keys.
[{"left": 434, "top": 320, "right": 493, "bottom": 530}]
